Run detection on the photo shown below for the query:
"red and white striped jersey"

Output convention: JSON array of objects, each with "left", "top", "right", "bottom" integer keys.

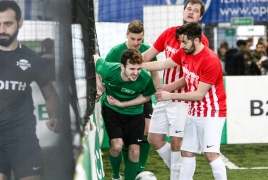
[
  {"left": 153, "top": 26, "right": 209, "bottom": 102},
  {"left": 171, "top": 46, "right": 226, "bottom": 117}
]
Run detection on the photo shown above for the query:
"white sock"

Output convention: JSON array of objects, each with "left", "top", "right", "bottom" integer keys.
[
  {"left": 179, "top": 157, "right": 196, "bottom": 180},
  {"left": 170, "top": 151, "right": 182, "bottom": 180},
  {"left": 210, "top": 157, "right": 227, "bottom": 180},
  {"left": 156, "top": 142, "right": 171, "bottom": 169}
]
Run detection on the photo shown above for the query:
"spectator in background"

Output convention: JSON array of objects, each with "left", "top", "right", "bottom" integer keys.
[
  {"left": 39, "top": 38, "right": 55, "bottom": 80},
  {"left": 217, "top": 41, "right": 229, "bottom": 75},
  {"left": 244, "top": 50, "right": 261, "bottom": 75},
  {"left": 247, "top": 37, "right": 254, "bottom": 50},
  {"left": 39, "top": 38, "right": 54, "bottom": 58},
  {"left": 225, "top": 39, "right": 247, "bottom": 75},
  {"left": 258, "top": 37, "right": 268, "bottom": 55},
  {"left": 252, "top": 43, "right": 267, "bottom": 64}
]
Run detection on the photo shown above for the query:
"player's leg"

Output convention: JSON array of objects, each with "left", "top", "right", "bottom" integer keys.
[
  {"left": 167, "top": 102, "right": 188, "bottom": 180},
  {"left": 0, "top": 144, "right": 10, "bottom": 180},
  {"left": 201, "top": 117, "right": 227, "bottom": 180},
  {"left": 125, "top": 144, "right": 140, "bottom": 180},
  {"left": 148, "top": 101, "right": 171, "bottom": 169},
  {"left": 169, "top": 137, "right": 183, "bottom": 180},
  {"left": 102, "top": 104, "right": 124, "bottom": 179},
  {"left": 7, "top": 126, "right": 44, "bottom": 180},
  {"left": 123, "top": 113, "right": 144, "bottom": 180},
  {"left": 137, "top": 100, "right": 153, "bottom": 173},
  {"left": 109, "top": 139, "right": 124, "bottom": 180},
  {"left": 121, "top": 145, "right": 129, "bottom": 168},
  {"left": 179, "top": 116, "right": 199, "bottom": 180}
]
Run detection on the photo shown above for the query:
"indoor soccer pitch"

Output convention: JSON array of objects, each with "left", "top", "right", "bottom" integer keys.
[{"left": 102, "top": 143, "right": 268, "bottom": 180}]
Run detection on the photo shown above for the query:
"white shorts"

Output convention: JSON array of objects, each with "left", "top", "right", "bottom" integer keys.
[
  {"left": 149, "top": 101, "right": 189, "bottom": 137},
  {"left": 181, "top": 116, "right": 226, "bottom": 154}
]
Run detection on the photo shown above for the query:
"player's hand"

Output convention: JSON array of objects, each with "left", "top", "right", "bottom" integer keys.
[
  {"left": 98, "top": 85, "right": 106, "bottom": 93},
  {"left": 161, "top": 84, "right": 173, "bottom": 92},
  {"left": 46, "top": 118, "right": 61, "bottom": 133},
  {"left": 96, "top": 88, "right": 103, "bottom": 102},
  {"left": 107, "top": 95, "right": 123, "bottom": 108},
  {"left": 155, "top": 90, "right": 172, "bottom": 102}
]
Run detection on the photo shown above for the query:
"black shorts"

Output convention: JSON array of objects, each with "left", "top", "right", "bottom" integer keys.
[
  {"left": 102, "top": 104, "right": 145, "bottom": 147},
  {"left": 143, "top": 99, "right": 153, "bottom": 119},
  {"left": 0, "top": 126, "right": 43, "bottom": 179}
]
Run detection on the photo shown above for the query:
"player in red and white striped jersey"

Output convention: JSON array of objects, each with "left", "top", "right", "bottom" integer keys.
[
  {"left": 142, "top": 22, "right": 227, "bottom": 180},
  {"left": 142, "top": 0, "right": 209, "bottom": 179}
]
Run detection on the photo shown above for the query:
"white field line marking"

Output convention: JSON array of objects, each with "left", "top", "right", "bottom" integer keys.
[{"left": 220, "top": 153, "right": 268, "bottom": 170}]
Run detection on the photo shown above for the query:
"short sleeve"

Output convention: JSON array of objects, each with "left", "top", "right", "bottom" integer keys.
[
  {"left": 171, "top": 49, "right": 183, "bottom": 66},
  {"left": 96, "top": 58, "right": 108, "bottom": 79},
  {"left": 142, "top": 78, "right": 156, "bottom": 97},
  {"left": 153, "top": 29, "right": 169, "bottom": 53},
  {"left": 200, "top": 57, "right": 221, "bottom": 85},
  {"left": 34, "top": 57, "right": 50, "bottom": 88}
]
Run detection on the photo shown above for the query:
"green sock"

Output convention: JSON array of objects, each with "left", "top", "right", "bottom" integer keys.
[
  {"left": 138, "top": 135, "right": 151, "bottom": 172},
  {"left": 109, "top": 152, "right": 122, "bottom": 179},
  {"left": 124, "top": 159, "right": 139, "bottom": 180},
  {"left": 122, "top": 145, "right": 129, "bottom": 167}
]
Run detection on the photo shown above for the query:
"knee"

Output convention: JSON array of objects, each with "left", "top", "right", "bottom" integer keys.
[
  {"left": 204, "top": 152, "right": 219, "bottom": 162},
  {"left": 147, "top": 135, "right": 154, "bottom": 145},
  {"left": 170, "top": 137, "right": 182, "bottom": 151},
  {"left": 148, "top": 134, "right": 163, "bottom": 145},
  {"left": 148, "top": 134, "right": 166, "bottom": 150},
  {"left": 181, "top": 150, "right": 195, "bottom": 157},
  {"left": 110, "top": 144, "right": 122, "bottom": 156},
  {"left": 129, "top": 149, "right": 140, "bottom": 162}
]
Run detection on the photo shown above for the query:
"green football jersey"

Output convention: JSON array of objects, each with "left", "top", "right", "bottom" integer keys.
[
  {"left": 96, "top": 58, "right": 156, "bottom": 115},
  {"left": 105, "top": 42, "right": 157, "bottom": 63}
]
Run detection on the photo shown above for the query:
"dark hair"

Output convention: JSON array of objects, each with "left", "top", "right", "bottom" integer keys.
[
  {"left": 258, "top": 37, "right": 265, "bottom": 44},
  {"left": 175, "top": 22, "right": 202, "bottom": 42},
  {"left": 0, "top": 1, "right": 21, "bottom": 22},
  {"left": 127, "top": 20, "right": 144, "bottom": 34},
  {"left": 184, "top": 0, "right": 205, "bottom": 16},
  {"left": 236, "top": 40, "right": 247, "bottom": 47},
  {"left": 220, "top": 41, "right": 229, "bottom": 50},
  {"left": 121, "top": 49, "right": 143, "bottom": 67},
  {"left": 256, "top": 42, "right": 264, "bottom": 48},
  {"left": 247, "top": 37, "right": 253, "bottom": 43},
  {"left": 42, "top": 38, "right": 54, "bottom": 53}
]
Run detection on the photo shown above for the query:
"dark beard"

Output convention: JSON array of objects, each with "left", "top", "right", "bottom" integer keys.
[
  {"left": 186, "top": 43, "right": 196, "bottom": 55},
  {"left": 0, "top": 28, "right": 19, "bottom": 47}
]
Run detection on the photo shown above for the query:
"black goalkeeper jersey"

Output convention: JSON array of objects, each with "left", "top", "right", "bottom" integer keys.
[{"left": 0, "top": 43, "right": 49, "bottom": 132}]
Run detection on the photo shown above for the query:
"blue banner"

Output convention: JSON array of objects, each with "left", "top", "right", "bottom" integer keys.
[
  {"left": 202, "top": 0, "right": 268, "bottom": 23},
  {"left": 97, "top": 0, "right": 268, "bottom": 23}
]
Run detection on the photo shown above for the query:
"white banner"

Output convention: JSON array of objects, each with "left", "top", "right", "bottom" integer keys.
[{"left": 226, "top": 76, "right": 268, "bottom": 143}]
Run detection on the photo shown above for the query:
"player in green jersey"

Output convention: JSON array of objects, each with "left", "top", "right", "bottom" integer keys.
[
  {"left": 94, "top": 49, "right": 156, "bottom": 180},
  {"left": 105, "top": 20, "right": 160, "bottom": 175}
]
